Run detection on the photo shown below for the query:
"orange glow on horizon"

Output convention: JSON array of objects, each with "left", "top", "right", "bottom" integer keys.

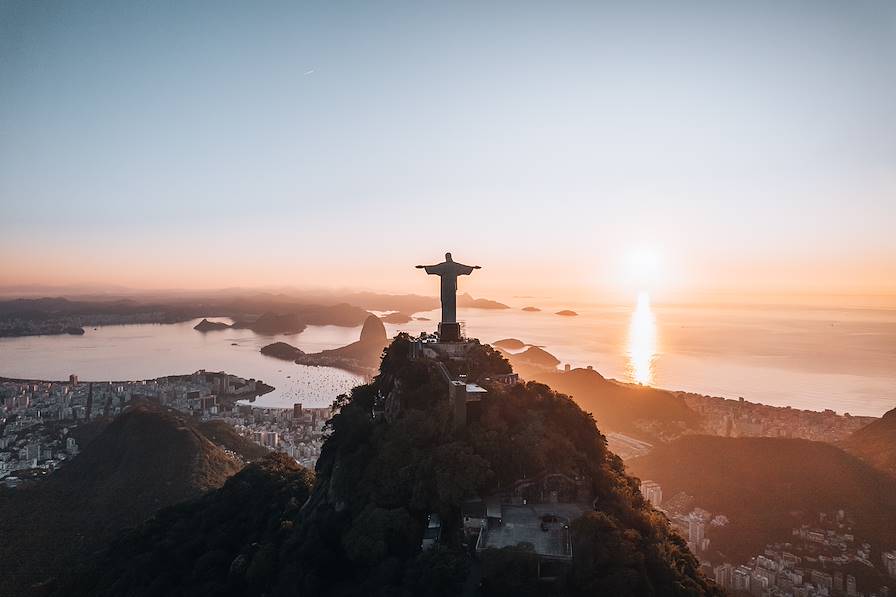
[
  {"left": 1, "top": 247, "right": 895, "bottom": 310},
  {"left": 627, "top": 291, "right": 658, "bottom": 385}
]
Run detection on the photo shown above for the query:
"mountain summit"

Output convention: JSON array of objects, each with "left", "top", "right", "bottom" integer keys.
[
  {"left": 0, "top": 402, "right": 241, "bottom": 595},
  {"left": 842, "top": 405, "right": 896, "bottom": 478},
  {"left": 359, "top": 313, "right": 387, "bottom": 342},
  {"left": 59, "top": 336, "right": 718, "bottom": 596}
]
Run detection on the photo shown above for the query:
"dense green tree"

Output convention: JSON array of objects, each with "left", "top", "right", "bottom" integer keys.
[
  {"left": 55, "top": 336, "right": 720, "bottom": 597},
  {"left": 480, "top": 545, "right": 542, "bottom": 597},
  {"left": 402, "top": 546, "right": 468, "bottom": 597}
]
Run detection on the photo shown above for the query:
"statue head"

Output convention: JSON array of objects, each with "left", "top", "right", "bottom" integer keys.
[{"left": 445, "top": 252, "right": 452, "bottom": 261}]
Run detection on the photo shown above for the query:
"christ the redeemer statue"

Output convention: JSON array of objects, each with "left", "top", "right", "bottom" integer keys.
[{"left": 416, "top": 252, "right": 480, "bottom": 341}]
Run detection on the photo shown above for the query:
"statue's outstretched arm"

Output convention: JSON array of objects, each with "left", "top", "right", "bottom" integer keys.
[{"left": 454, "top": 263, "right": 481, "bottom": 275}]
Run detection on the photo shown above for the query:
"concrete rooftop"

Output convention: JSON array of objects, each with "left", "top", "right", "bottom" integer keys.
[{"left": 478, "top": 503, "right": 588, "bottom": 560}]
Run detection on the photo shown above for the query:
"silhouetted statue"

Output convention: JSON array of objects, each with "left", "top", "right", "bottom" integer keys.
[{"left": 416, "top": 253, "right": 481, "bottom": 331}]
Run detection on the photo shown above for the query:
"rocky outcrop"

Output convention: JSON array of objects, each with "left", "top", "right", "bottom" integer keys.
[
  {"left": 457, "top": 293, "right": 510, "bottom": 309},
  {"left": 510, "top": 345, "right": 561, "bottom": 368},
  {"left": 379, "top": 312, "right": 412, "bottom": 324},
  {"left": 260, "top": 341, "right": 305, "bottom": 360},
  {"left": 193, "top": 318, "right": 231, "bottom": 332},
  {"left": 359, "top": 314, "right": 387, "bottom": 342},
  {"left": 295, "top": 315, "right": 390, "bottom": 376},
  {"left": 493, "top": 338, "right": 527, "bottom": 350}
]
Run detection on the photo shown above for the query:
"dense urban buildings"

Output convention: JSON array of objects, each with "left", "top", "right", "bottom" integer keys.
[
  {"left": 0, "top": 371, "right": 330, "bottom": 485},
  {"left": 682, "top": 393, "right": 874, "bottom": 443},
  {"left": 634, "top": 478, "right": 894, "bottom": 597}
]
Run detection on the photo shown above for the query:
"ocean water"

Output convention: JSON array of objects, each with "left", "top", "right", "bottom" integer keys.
[
  {"left": 374, "top": 298, "right": 896, "bottom": 417},
  {"left": 0, "top": 318, "right": 363, "bottom": 409},
  {"left": 0, "top": 300, "right": 894, "bottom": 416}
]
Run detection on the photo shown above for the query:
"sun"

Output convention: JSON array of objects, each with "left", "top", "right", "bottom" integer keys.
[{"left": 626, "top": 249, "right": 663, "bottom": 290}]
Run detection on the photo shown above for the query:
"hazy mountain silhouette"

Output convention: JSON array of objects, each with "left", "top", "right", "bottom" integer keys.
[
  {"left": 194, "top": 318, "right": 231, "bottom": 331},
  {"left": 506, "top": 345, "right": 562, "bottom": 368},
  {"left": 359, "top": 314, "right": 387, "bottom": 342},
  {"left": 294, "top": 314, "right": 389, "bottom": 375},
  {"left": 493, "top": 338, "right": 527, "bottom": 350},
  {"left": 841, "top": 405, "right": 896, "bottom": 478},
  {"left": 504, "top": 350, "right": 700, "bottom": 441},
  {"left": 456, "top": 293, "right": 510, "bottom": 309},
  {"left": 379, "top": 311, "right": 413, "bottom": 324},
  {"left": 260, "top": 341, "right": 306, "bottom": 360},
  {"left": 628, "top": 435, "right": 896, "bottom": 563},
  {"left": 232, "top": 312, "right": 308, "bottom": 334}
]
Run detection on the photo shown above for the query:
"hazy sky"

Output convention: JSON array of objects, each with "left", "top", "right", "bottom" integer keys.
[{"left": 2, "top": 1, "right": 894, "bottom": 303}]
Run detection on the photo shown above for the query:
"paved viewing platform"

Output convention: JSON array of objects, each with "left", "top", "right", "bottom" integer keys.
[{"left": 476, "top": 503, "right": 587, "bottom": 561}]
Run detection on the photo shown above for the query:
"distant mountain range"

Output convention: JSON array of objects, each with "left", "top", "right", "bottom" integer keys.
[
  {"left": 0, "top": 291, "right": 510, "bottom": 338},
  {"left": 303, "top": 291, "right": 509, "bottom": 313}
]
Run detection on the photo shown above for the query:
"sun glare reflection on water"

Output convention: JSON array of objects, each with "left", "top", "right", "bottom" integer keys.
[{"left": 627, "top": 291, "right": 658, "bottom": 385}]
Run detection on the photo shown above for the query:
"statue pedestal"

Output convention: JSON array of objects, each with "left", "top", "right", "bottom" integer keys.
[{"left": 438, "top": 322, "right": 462, "bottom": 342}]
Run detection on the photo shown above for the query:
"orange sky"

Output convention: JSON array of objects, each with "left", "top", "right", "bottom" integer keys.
[{"left": 3, "top": 244, "right": 894, "bottom": 309}]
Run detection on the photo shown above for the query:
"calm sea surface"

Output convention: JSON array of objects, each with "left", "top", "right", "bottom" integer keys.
[
  {"left": 1, "top": 300, "right": 894, "bottom": 416},
  {"left": 0, "top": 318, "right": 364, "bottom": 409}
]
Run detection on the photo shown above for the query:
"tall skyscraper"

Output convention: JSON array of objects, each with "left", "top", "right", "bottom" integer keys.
[
  {"left": 713, "top": 563, "right": 734, "bottom": 590},
  {"left": 733, "top": 566, "right": 751, "bottom": 592},
  {"left": 883, "top": 551, "right": 896, "bottom": 579},
  {"left": 688, "top": 517, "right": 705, "bottom": 546}
]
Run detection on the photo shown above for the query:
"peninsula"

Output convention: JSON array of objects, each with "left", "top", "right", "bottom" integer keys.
[{"left": 292, "top": 315, "right": 390, "bottom": 377}]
